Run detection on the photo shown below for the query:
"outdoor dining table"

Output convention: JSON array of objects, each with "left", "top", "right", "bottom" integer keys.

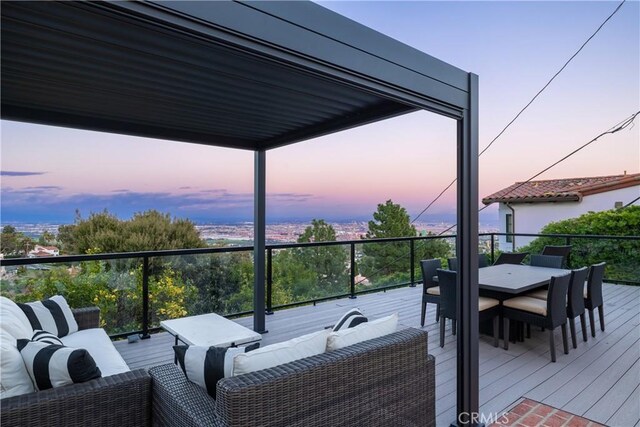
[{"left": 477, "top": 263, "right": 571, "bottom": 296}]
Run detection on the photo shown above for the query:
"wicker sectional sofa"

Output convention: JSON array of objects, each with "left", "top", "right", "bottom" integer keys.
[
  {"left": 0, "top": 306, "right": 151, "bottom": 427},
  {"left": 149, "top": 327, "right": 435, "bottom": 427}
]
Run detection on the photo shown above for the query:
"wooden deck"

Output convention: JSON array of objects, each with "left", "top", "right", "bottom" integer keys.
[{"left": 114, "top": 283, "right": 640, "bottom": 426}]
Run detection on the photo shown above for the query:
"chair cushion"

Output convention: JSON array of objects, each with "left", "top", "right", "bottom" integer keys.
[
  {"left": 0, "top": 296, "right": 33, "bottom": 339},
  {"left": 478, "top": 297, "right": 499, "bottom": 311},
  {"left": 233, "top": 329, "right": 329, "bottom": 377},
  {"left": 504, "top": 297, "right": 547, "bottom": 316},
  {"left": 61, "top": 328, "right": 129, "bottom": 377},
  {"left": 17, "top": 295, "right": 78, "bottom": 338},
  {"left": 332, "top": 308, "right": 367, "bottom": 331},
  {"left": 526, "top": 289, "right": 548, "bottom": 300},
  {"left": 17, "top": 339, "right": 101, "bottom": 391},
  {"left": 0, "top": 331, "right": 36, "bottom": 398},
  {"left": 327, "top": 313, "right": 398, "bottom": 351},
  {"left": 173, "top": 343, "right": 259, "bottom": 399},
  {"left": 426, "top": 286, "right": 440, "bottom": 295}
]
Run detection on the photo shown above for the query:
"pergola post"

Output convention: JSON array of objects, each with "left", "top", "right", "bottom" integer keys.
[
  {"left": 455, "top": 73, "right": 480, "bottom": 426},
  {"left": 253, "top": 149, "right": 267, "bottom": 333}
]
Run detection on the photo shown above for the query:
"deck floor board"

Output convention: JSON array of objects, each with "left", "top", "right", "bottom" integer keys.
[{"left": 114, "top": 282, "right": 639, "bottom": 425}]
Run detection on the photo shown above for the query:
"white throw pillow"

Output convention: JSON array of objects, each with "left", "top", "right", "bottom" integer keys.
[
  {"left": 0, "top": 296, "right": 33, "bottom": 339},
  {"left": 327, "top": 313, "right": 398, "bottom": 351},
  {"left": 233, "top": 329, "right": 329, "bottom": 376},
  {"left": 0, "top": 331, "right": 36, "bottom": 398}
]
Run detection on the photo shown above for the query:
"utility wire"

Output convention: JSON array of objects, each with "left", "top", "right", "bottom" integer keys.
[
  {"left": 410, "top": 0, "right": 627, "bottom": 225},
  {"left": 438, "top": 111, "right": 640, "bottom": 235}
]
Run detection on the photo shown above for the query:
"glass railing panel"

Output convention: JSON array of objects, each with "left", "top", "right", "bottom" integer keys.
[
  {"left": 0, "top": 258, "right": 142, "bottom": 335},
  {"left": 146, "top": 251, "right": 255, "bottom": 330},
  {"left": 271, "top": 244, "right": 350, "bottom": 305}
]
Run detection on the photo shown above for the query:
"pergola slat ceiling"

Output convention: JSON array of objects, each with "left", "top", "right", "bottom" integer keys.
[{"left": 1, "top": 1, "right": 420, "bottom": 150}]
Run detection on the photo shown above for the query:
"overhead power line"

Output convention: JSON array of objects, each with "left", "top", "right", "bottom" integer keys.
[
  {"left": 410, "top": 0, "right": 627, "bottom": 225},
  {"left": 438, "top": 111, "right": 640, "bottom": 235}
]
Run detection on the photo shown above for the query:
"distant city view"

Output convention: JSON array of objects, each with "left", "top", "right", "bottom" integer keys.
[{"left": 3, "top": 220, "right": 499, "bottom": 246}]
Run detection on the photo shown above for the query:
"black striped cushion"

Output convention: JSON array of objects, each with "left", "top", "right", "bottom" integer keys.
[
  {"left": 18, "top": 295, "right": 78, "bottom": 337},
  {"left": 174, "top": 343, "right": 259, "bottom": 399},
  {"left": 332, "top": 308, "right": 368, "bottom": 331},
  {"left": 17, "top": 339, "right": 101, "bottom": 391},
  {"left": 32, "top": 330, "right": 63, "bottom": 345}
]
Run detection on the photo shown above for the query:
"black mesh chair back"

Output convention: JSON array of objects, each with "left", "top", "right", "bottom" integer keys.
[
  {"left": 530, "top": 254, "right": 564, "bottom": 269},
  {"left": 586, "top": 262, "right": 606, "bottom": 308},
  {"left": 493, "top": 252, "right": 529, "bottom": 265},
  {"left": 567, "top": 266, "right": 589, "bottom": 348},
  {"left": 567, "top": 267, "right": 588, "bottom": 318},
  {"left": 546, "top": 273, "right": 571, "bottom": 328},
  {"left": 447, "top": 254, "right": 488, "bottom": 271},
  {"left": 479, "top": 254, "right": 489, "bottom": 268},
  {"left": 420, "top": 259, "right": 441, "bottom": 294},
  {"left": 436, "top": 269, "right": 457, "bottom": 321},
  {"left": 585, "top": 262, "right": 607, "bottom": 337},
  {"left": 542, "top": 245, "right": 572, "bottom": 267}
]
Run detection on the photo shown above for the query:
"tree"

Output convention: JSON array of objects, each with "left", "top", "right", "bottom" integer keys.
[
  {"left": 58, "top": 209, "right": 206, "bottom": 254},
  {"left": 296, "top": 219, "right": 348, "bottom": 290},
  {"left": 1, "top": 225, "right": 33, "bottom": 256},
  {"left": 273, "top": 219, "right": 349, "bottom": 301},
  {"left": 360, "top": 200, "right": 417, "bottom": 278},
  {"left": 519, "top": 206, "right": 640, "bottom": 281}
]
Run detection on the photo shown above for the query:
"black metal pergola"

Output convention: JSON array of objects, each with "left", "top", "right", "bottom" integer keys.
[{"left": 1, "top": 1, "right": 480, "bottom": 424}]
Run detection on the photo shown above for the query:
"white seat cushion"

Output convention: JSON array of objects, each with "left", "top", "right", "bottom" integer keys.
[
  {"left": 478, "top": 297, "right": 499, "bottom": 311},
  {"left": 526, "top": 289, "right": 548, "bottom": 300},
  {"left": 233, "top": 329, "right": 329, "bottom": 377},
  {"left": 426, "top": 287, "right": 440, "bottom": 295},
  {"left": 0, "top": 296, "right": 33, "bottom": 339},
  {"left": 504, "top": 297, "right": 547, "bottom": 316},
  {"left": 61, "top": 328, "right": 129, "bottom": 377},
  {"left": 327, "top": 313, "right": 398, "bottom": 351},
  {"left": 0, "top": 331, "right": 35, "bottom": 398}
]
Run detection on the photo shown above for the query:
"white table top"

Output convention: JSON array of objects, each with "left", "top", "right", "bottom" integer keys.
[
  {"left": 160, "top": 313, "right": 262, "bottom": 347},
  {"left": 479, "top": 264, "right": 571, "bottom": 294}
]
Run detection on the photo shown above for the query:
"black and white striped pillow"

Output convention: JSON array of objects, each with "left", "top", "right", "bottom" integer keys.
[
  {"left": 32, "top": 330, "right": 63, "bottom": 345},
  {"left": 17, "top": 339, "right": 101, "bottom": 391},
  {"left": 174, "top": 343, "right": 259, "bottom": 399},
  {"left": 332, "top": 308, "right": 368, "bottom": 332},
  {"left": 18, "top": 295, "right": 79, "bottom": 338}
]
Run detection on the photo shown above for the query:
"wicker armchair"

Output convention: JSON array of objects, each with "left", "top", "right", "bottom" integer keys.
[
  {"left": 0, "top": 307, "right": 151, "bottom": 427},
  {"left": 149, "top": 328, "right": 435, "bottom": 427}
]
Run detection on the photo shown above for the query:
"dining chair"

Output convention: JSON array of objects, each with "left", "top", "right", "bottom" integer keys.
[
  {"left": 541, "top": 245, "right": 572, "bottom": 268},
  {"left": 447, "top": 254, "right": 489, "bottom": 271},
  {"left": 502, "top": 273, "right": 571, "bottom": 362},
  {"left": 528, "top": 267, "right": 589, "bottom": 348},
  {"left": 420, "top": 259, "right": 442, "bottom": 327},
  {"left": 436, "top": 269, "right": 500, "bottom": 348},
  {"left": 530, "top": 254, "right": 564, "bottom": 269},
  {"left": 585, "top": 262, "right": 606, "bottom": 337},
  {"left": 493, "top": 252, "right": 529, "bottom": 265}
]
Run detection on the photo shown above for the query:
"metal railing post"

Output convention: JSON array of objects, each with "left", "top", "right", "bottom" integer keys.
[
  {"left": 349, "top": 242, "right": 356, "bottom": 299},
  {"left": 266, "top": 248, "right": 274, "bottom": 315},
  {"left": 141, "top": 256, "right": 150, "bottom": 339},
  {"left": 410, "top": 239, "right": 416, "bottom": 287},
  {"left": 566, "top": 236, "right": 572, "bottom": 268}
]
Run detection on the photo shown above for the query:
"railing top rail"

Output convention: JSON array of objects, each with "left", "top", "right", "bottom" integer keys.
[
  {"left": 482, "top": 232, "right": 640, "bottom": 240},
  {"left": 1, "top": 232, "right": 637, "bottom": 266}
]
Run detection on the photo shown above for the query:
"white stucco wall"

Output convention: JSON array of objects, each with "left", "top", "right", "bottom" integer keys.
[{"left": 495, "top": 185, "right": 639, "bottom": 250}]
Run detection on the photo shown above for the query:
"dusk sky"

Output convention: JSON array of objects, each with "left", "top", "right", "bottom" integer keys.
[{"left": 1, "top": 1, "right": 638, "bottom": 225}]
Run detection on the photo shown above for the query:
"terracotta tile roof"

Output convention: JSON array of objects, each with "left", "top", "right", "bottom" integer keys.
[{"left": 482, "top": 173, "right": 640, "bottom": 205}]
